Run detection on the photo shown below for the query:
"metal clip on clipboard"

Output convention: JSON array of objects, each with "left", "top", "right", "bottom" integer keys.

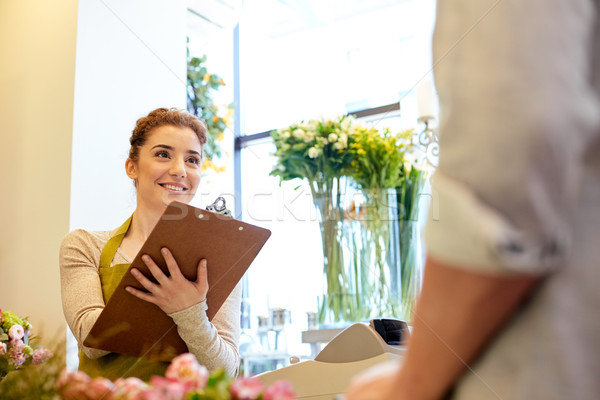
[{"left": 206, "top": 196, "right": 232, "bottom": 217}]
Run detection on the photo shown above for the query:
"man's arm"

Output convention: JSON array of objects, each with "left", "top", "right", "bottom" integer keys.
[
  {"left": 346, "top": 256, "right": 539, "bottom": 400},
  {"left": 392, "top": 257, "right": 539, "bottom": 399}
]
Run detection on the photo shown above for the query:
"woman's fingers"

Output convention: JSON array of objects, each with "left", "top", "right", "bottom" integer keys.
[
  {"left": 125, "top": 284, "right": 157, "bottom": 304},
  {"left": 130, "top": 267, "right": 159, "bottom": 292},
  {"left": 126, "top": 252, "right": 209, "bottom": 314},
  {"left": 141, "top": 254, "right": 170, "bottom": 286},
  {"left": 161, "top": 248, "right": 184, "bottom": 280},
  {"left": 196, "top": 259, "right": 209, "bottom": 300}
]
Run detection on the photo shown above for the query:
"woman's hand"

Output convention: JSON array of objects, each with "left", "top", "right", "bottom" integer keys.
[{"left": 125, "top": 247, "right": 208, "bottom": 314}]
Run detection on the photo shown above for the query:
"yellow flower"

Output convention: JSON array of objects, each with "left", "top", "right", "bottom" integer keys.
[
  {"left": 203, "top": 73, "right": 210, "bottom": 82},
  {"left": 201, "top": 158, "right": 226, "bottom": 173}
]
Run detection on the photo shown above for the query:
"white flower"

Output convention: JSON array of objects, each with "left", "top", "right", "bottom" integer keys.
[
  {"left": 281, "top": 130, "right": 291, "bottom": 139},
  {"left": 341, "top": 117, "right": 352, "bottom": 132},
  {"left": 308, "top": 147, "right": 320, "bottom": 158},
  {"left": 328, "top": 133, "right": 338, "bottom": 143},
  {"left": 303, "top": 130, "right": 316, "bottom": 142},
  {"left": 292, "top": 129, "right": 305, "bottom": 139},
  {"left": 333, "top": 142, "right": 345, "bottom": 150},
  {"left": 9, "top": 324, "right": 24, "bottom": 341}
]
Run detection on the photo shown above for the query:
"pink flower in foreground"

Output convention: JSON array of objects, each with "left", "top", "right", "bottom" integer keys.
[
  {"left": 56, "top": 369, "right": 90, "bottom": 389},
  {"left": 264, "top": 380, "right": 295, "bottom": 400},
  {"left": 109, "top": 377, "right": 150, "bottom": 400},
  {"left": 56, "top": 369, "right": 70, "bottom": 389},
  {"left": 60, "top": 382, "right": 89, "bottom": 400},
  {"left": 8, "top": 324, "right": 24, "bottom": 340},
  {"left": 145, "top": 376, "right": 187, "bottom": 400},
  {"left": 56, "top": 370, "right": 91, "bottom": 400},
  {"left": 85, "top": 376, "right": 116, "bottom": 399},
  {"left": 230, "top": 377, "right": 265, "bottom": 400},
  {"left": 0, "top": 342, "right": 6, "bottom": 356},
  {"left": 32, "top": 347, "right": 53, "bottom": 364},
  {"left": 165, "top": 353, "right": 209, "bottom": 390}
]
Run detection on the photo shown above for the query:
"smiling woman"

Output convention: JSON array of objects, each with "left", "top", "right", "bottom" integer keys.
[
  {"left": 125, "top": 110, "right": 206, "bottom": 217},
  {"left": 59, "top": 108, "right": 242, "bottom": 381}
]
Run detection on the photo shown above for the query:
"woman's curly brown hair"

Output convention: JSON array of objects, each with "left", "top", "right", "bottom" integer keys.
[{"left": 129, "top": 108, "right": 208, "bottom": 162}]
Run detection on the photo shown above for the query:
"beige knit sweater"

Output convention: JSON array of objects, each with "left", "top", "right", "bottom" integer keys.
[{"left": 59, "top": 229, "right": 241, "bottom": 376}]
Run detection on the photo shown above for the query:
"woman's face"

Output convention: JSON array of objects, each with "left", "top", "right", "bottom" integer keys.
[{"left": 126, "top": 125, "right": 203, "bottom": 212}]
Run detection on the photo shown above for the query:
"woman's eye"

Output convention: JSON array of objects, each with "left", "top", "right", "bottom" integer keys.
[
  {"left": 187, "top": 157, "right": 200, "bottom": 165},
  {"left": 155, "top": 150, "right": 169, "bottom": 158}
]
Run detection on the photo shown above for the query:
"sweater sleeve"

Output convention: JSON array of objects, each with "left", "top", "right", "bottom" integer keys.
[
  {"left": 425, "top": 0, "right": 600, "bottom": 275},
  {"left": 59, "top": 230, "right": 110, "bottom": 359},
  {"left": 168, "top": 282, "right": 242, "bottom": 377}
]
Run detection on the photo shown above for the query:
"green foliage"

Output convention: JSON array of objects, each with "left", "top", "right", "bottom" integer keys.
[
  {"left": 347, "top": 126, "right": 414, "bottom": 191},
  {"left": 270, "top": 115, "right": 356, "bottom": 187},
  {"left": 1, "top": 311, "right": 30, "bottom": 332},
  {"left": 186, "top": 369, "right": 233, "bottom": 400},
  {"left": 187, "top": 53, "right": 234, "bottom": 164},
  {"left": 397, "top": 163, "right": 428, "bottom": 221}
]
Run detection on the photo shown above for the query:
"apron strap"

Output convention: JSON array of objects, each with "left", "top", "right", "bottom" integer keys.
[{"left": 99, "top": 215, "right": 132, "bottom": 268}]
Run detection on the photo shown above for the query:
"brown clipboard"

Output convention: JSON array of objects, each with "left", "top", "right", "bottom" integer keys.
[{"left": 83, "top": 201, "right": 271, "bottom": 362}]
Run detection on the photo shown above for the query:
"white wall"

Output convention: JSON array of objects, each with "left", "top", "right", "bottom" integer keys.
[
  {"left": 65, "top": 0, "right": 188, "bottom": 369},
  {"left": 0, "top": 0, "right": 189, "bottom": 368},
  {"left": 0, "top": 0, "right": 78, "bottom": 342},
  {"left": 71, "top": 0, "right": 188, "bottom": 231}
]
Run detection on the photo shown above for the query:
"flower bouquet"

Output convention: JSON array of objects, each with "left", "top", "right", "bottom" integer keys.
[
  {"left": 270, "top": 115, "right": 357, "bottom": 324},
  {"left": 271, "top": 115, "right": 429, "bottom": 324},
  {"left": 0, "top": 308, "right": 53, "bottom": 381},
  {"left": 343, "top": 126, "right": 415, "bottom": 320},
  {"left": 57, "top": 353, "right": 295, "bottom": 400}
]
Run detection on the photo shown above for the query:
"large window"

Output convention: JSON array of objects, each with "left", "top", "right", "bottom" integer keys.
[
  {"left": 238, "top": 0, "right": 436, "bottom": 134},
  {"left": 234, "top": 0, "right": 437, "bottom": 367}
]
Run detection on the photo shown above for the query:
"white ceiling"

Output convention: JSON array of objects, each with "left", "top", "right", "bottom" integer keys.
[{"left": 187, "top": 0, "right": 410, "bottom": 37}]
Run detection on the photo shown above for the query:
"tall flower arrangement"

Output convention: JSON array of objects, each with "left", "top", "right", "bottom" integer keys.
[
  {"left": 344, "top": 127, "right": 415, "bottom": 320},
  {"left": 270, "top": 116, "right": 357, "bottom": 324},
  {"left": 271, "top": 116, "right": 429, "bottom": 324}
]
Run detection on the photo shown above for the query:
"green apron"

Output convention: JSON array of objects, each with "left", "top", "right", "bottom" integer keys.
[{"left": 78, "top": 217, "right": 169, "bottom": 381}]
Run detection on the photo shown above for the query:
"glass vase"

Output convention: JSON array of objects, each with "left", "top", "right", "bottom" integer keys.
[
  {"left": 345, "top": 188, "right": 402, "bottom": 321},
  {"left": 397, "top": 220, "right": 424, "bottom": 321},
  {"left": 313, "top": 184, "right": 423, "bottom": 326},
  {"left": 312, "top": 183, "right": 356, "bottom": 326}
]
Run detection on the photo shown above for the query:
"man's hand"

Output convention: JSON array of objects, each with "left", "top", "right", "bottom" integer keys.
[{"left": 346, "top": 361, "right": 405, "bottom": 400}]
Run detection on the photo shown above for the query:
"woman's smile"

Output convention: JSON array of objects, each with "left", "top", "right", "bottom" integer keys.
[
  {"left": 158, "top": 182, "right": 189, "bottom": 192},
  {"left": 126, "top": 125, "right": 203, "bottom": 212}
]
